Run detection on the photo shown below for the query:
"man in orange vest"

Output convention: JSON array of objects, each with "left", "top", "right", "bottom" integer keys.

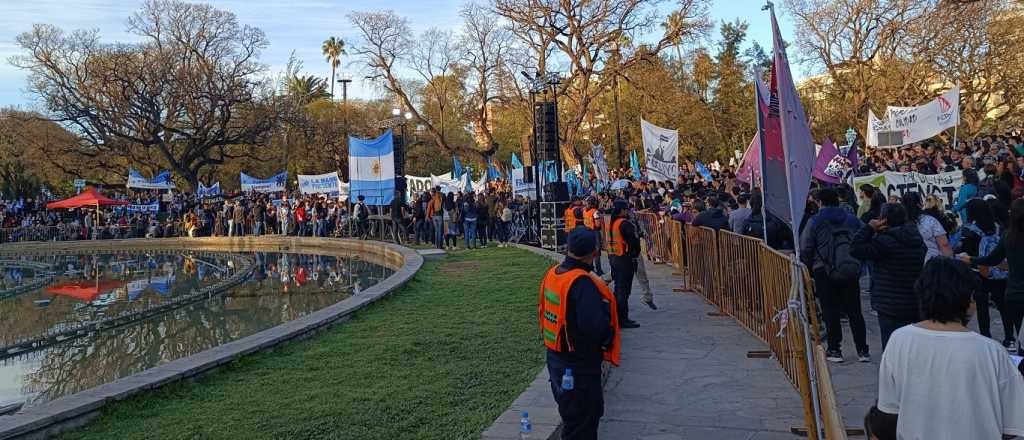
[
  {"left": 539, "top": 228, "right": 621, "bottom": 439},
  {"left": 563, "top": 198, "right": 585, "bottom": 233},
  {"left": 607, "top": 199, "right": 642, "bottom": 328}
]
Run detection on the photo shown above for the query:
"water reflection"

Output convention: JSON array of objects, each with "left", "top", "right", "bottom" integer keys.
[{"left": 0, "top": 251, "right": 392, "bottom": 407}]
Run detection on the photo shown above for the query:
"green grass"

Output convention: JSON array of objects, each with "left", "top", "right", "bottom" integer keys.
[{"left": 61, "top": 247, "right": 553, "bottom": 440}]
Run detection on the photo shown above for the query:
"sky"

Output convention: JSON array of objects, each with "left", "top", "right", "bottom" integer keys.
[{"left": 0, "top": 0, "right": 798, "bottom": 110}]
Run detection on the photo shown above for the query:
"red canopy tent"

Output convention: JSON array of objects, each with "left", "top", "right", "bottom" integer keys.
[
  {"left": 46, "top": 188, "right": 129, "bottom": 210},
  {"left": 46, "top": 188, "right": 129, "bottom": 228},
  {"left": 45, "top": 279, "right": 127, "bottom": 302}
]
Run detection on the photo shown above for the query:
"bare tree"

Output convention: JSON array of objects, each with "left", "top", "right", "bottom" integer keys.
[
  {"left": 461, "top": 3, "right": 513, "bottom": 155},
  {"left": 10, "top": 0, "right": 279, "bottom": 190},
  {"left": 494, "top": 0, "right": 710, "bottom": 165}
]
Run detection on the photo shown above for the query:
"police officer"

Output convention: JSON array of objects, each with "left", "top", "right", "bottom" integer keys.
[
  {"left": 540, "top": 228, "right": 621, "bottom": 440},
  {"left": 606, "top": 199, "right": 641, "bottom": 328}
]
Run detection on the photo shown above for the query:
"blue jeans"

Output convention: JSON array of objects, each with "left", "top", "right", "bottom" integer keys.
[
  {"left": 464, "top": 219, "right": 477, "bottom": 248},
  {"left": 432, "top": 216, "right": 444, "bottom": 248}
]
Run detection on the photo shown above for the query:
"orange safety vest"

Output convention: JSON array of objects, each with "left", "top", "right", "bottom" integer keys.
[
  {"left": 583, "top": 208, "right": 600, "bottom": 230},
  {"left": 605, "top": 218, "right": 628, "bottom": 256},
  {"left": 538, "top": 266, "right": 621, "bottom": 366},
  {"left": 564, "top": 206, "right": 576, "bottom": 232}
]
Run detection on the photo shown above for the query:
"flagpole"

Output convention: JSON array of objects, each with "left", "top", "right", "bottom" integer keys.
[
  {"left": 952, "top": 82, "right": 960, "bottom": 150},
  {"left": 765, "top": 2, "right": 824, "bottom": 439}
]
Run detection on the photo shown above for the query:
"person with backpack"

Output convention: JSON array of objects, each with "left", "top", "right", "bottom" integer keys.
[
  {"left": 964, "top": 198, "right": 1024, "bottom": 353},
  {"left": 851, "top": 203, "right": 927, "bottom": 349},
  {"left": 800, "top": 188, "right": 869, "bottom": 363},
  {"left": 354, "top": 195, "right": 369, "bottom": 239},
  {"left": 958, "top": 199, "right": 1013, "bottom": 348}
]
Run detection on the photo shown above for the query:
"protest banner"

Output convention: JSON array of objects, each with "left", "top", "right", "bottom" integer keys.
[
  {"left": 126, "top": 201, "right": 160, "bottom": 214},
  {"left": 127, "top": 168, "right": 175, "bottom": 190},
  {"left": 297, "top": 171, "right": 341, "bottom": 195},
  {"left": 867, "top": 87, "right": 959, "bottom": 148},
  {"left": 240, "top": 172, "right": 287, "bottom": 193},
  {"left": 853, "top": 170, "right": 963, "bottom": 207},
  {"left": 511, "top": 168, "right": 536, "bottom": 200},
  {"left": 640, "top": 119, "right": 679, "bottom": 181}
]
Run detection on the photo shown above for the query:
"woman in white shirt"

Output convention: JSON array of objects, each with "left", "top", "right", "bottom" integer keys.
[
  {"left": 901, "top": 192, "right": 952, "bottom": 264},
  {"left": 876, "top": 256, "right": 1024, "bottom": 440}
]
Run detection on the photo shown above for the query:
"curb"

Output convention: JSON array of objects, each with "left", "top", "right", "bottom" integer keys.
[{"left": 0, "top": 237, "right": 423, "bottom": 440}]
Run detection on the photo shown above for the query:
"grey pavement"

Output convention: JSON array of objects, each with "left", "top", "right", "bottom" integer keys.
[{"left": 597, "top": 260, "right": 807, "bottom": 439}]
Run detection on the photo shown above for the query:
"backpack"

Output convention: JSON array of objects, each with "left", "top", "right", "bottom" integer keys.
[
  {"left": 965, "top": 223, "right": 1006, "bottom": 280},
  {"left": 356, "top": 203, "right": 369, "bottom": 220},
  {"left": 817, "top": 222, "right": 862, "bottom": 282}
]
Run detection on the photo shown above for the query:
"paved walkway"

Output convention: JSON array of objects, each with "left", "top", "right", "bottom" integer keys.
[{"left": 597, "top": 260, "right": 807, "bottom": 439}]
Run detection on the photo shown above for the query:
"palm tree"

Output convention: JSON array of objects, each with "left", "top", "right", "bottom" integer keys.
[
  {"left": 321, "top": 37, "right": 346, "bottom": 98},
  {"left": 662, "top": 11, "right": 686, "bottom": 67},
  {"left": 285, "top": 74, "right": 330, "bottom": 105}
]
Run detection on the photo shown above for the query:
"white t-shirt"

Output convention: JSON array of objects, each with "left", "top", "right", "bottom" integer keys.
[
  {"left": 915, "top": 215, "right": 946, "bottom": 263},
  {"left": 878, "top": 325, "right": 1024, "bottom": 440}
]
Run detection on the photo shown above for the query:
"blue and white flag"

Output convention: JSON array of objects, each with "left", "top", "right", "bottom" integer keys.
[
  {"left": 591, "top": 144, "right": 610, "bottom": 184},
  {"left": 694, "top": 160, "right": 714, "bottom": 182},
  {"left": 487, "top": 157, "right": 501, "bottom": 180},
  {"left": 348, "top": 130, "right": 396, "bottom": 205},
  {"left": 298, "top": 171, "right": 342, "bottom": 195},
  {"left": 511, "top": 153, "right": 524, "bottom": 170},
  {"left": 630, "top": 150, "right": 642, "bottom": 180},
  {"left": 240, "top": 172, "right": 287, "bottom": 193},
  {"left": 453, "top": 157, "right": 464, "bottom": 180},
  {"left": 127, "top": 168, "right": 175, "bottom": 190},
  {"left": 127, "top": 201, "right": 160, "bottom": 214},
  {"left": 197, "top": 182, "right": 221, "bottom": 198}
]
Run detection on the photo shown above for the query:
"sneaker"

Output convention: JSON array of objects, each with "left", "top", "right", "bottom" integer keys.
[
  {"left": 641, "top": 298, "right": 658, "bottom": 310},
  {"left": 826, "top": 350, "right": 843, "bottom": 363},
  {"left": 857, "top": 349, "right": 870, "bottom": 363},
  {"left": 621, "top": 320, "right": 641, "bottom": 329}
]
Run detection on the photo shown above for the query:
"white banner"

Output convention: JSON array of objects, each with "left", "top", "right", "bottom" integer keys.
[
  {"left": 511, "top": 168, "right": 536, "bottom": 200},
  {"left": 852, "top": 170, "right": 963, "bottom": 208},
  {"left": 640, "top": 119, "right": 678, "bottom": 181},
  {"left": 867, "top": 87, "right": 959, "bottom": 148},
  {"left": 298, "top": 171, "right": 342, "bottom": 195}
]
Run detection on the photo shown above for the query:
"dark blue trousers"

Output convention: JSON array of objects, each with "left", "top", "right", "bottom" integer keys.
[
  {"left": 547, "top": 357, "right": 604, "bottom": 440},
  {"left": 610, "top": 255, "right": 636, "bottom": 322}
]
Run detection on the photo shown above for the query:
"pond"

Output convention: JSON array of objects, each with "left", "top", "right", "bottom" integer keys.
[{"left": 0, "top": 250, "right": 393, "bottom": 408}]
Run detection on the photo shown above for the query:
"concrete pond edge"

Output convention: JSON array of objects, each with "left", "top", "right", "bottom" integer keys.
[{"left": 0, "top": 236, "right": 423, "bottom": 440}]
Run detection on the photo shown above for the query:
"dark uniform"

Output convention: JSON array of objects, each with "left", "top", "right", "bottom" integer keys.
[
  {"left": 607, "top": 200, "right": 641, "bottom": 327},
  {"left": 541, "top": 229, "right": 620, "bottom": 440}
]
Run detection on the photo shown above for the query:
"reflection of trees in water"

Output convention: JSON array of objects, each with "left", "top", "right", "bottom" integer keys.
[
  {"left": 11, "top": 252, "right": 391, "bottom": 406},
  {"left": 0, "top": 253, "right": 231, "bottom": 345}
]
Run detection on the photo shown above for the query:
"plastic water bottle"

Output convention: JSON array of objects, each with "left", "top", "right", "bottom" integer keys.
[
  {"left": 519, "top": 411, "right": 532, "bottom": 439},
  {"left": 561, "top": 368, "right": 574, "bottom": 391}
]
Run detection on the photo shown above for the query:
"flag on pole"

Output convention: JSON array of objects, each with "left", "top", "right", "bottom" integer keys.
[
  {"left": 694, "top": 160, "right": 714, "bottom": 182},
  {"left": 812, "top": 138, "right": 852, "bottom": 184},
  {"left": 511, "top": 153, "right": 524, "bottom": 170},
  {"left": 453, "top": 157, "right": 465, "bottom": 180},
  {"left": 487, "top": 156, "right": 501, "bottom": 180},
  {"left": 736, "top": 135, "right": 761, "bottom": 184},
  {"left": 348, "top": 130, "right": 396, "bottom": 205},
  {"left": 630, "top": 150, "right": 642, "bottom": 180},
  {"left": 764, "top": 7, "right": 815, "bottom": 230}
]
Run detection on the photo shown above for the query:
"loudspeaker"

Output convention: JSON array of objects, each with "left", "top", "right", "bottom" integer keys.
[
  {"left": 392, "top": 134, "right": 406, "bottom": 177},
  {"left": 540, "top": 227, "right": 567, "bottom": 252},
  {"left": 544, "top": 182, "right": 569, "bottom": 202},
  {"left": 540, "top": 201, "right": 571, "bottom": 221},
  {"left": 534, "top": 102, "right": 559, "bottom": 162}
]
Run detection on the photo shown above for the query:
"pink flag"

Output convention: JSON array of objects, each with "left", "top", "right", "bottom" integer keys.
[
  {"left": 766, "top": 5, "right": 816, "bottom": 228},
  {"left": 812, "top": 138, "right": 849, "bottom": 184},
  {"left": 736, "top": 135, "right": 761, "bottom": 184}
]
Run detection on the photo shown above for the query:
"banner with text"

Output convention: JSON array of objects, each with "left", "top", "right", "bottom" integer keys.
[
  {"left": 240, "top": 172, "right": 287, "bottom": 193},
  {"left": 126, "top": 201, "right": 160, "bottom": 214},
  {"left": 852, "top": 170, "right": 963, "bottom": 208},
  {"left": 867, "top": 87, "right": 959, "bottom": 148},
  {"left": 127, "top": 168, "right": 175, "bottom": 190},
  {"left": 298, "top": 171, "right": 342, "bottom": 195},
  {"left": 640, "top": 119, "right": 679, "bottom": 181}
]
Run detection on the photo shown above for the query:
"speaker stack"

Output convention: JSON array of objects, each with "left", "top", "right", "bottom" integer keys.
[
  {"left": 533, "top": 102, "right": 559, "bottom": 163},
  {"left": 393, "top": 133, "right": 406, "bottom": 200},
  {"left": 533, "top": 100, "right": 567, "bottom": 251},
  {"left": 539, "top": 200, "right": 570, "bottom": 252}
]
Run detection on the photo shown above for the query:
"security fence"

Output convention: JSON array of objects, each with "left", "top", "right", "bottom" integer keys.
[{"left": 632, "top": 217, "right": 847, "bottom": 440}]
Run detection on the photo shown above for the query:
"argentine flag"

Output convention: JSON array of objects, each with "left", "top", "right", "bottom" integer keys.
[{"left": 348, "top": 130, "right": 396, "bottom": 205}]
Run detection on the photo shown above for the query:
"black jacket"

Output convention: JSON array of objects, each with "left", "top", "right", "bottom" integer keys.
[
  {"left": 799, "top": 206, "right": 863, "bottom": 271},
  {"left": 973, "top": 234, "right": 1024, "bottom": 307},
  {"left": 692, "top": 208, "right": 729, "bottom": 231},
  {"left": 850, "top": 224, "right": 926, "bottom": 319},
  {"left": 547, "top": 258, "right": 615, "bottom": 374},
  {"left": 613, "top": 216, "right": 641, "bottom": 258}
]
